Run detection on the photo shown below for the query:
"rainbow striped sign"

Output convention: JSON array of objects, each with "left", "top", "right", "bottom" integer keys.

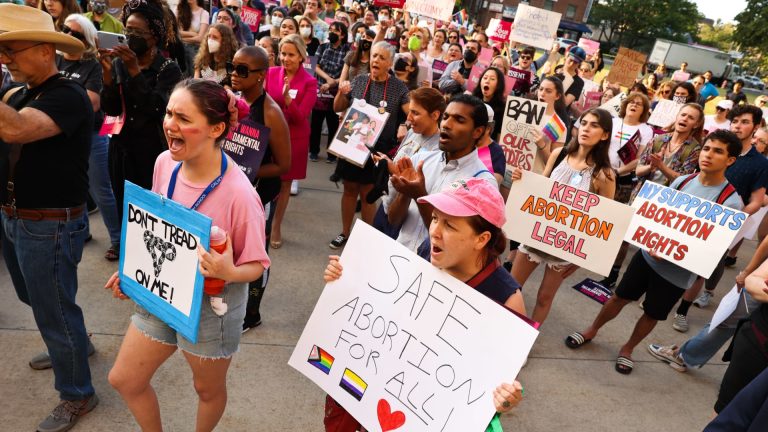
[
  {"left": 542, "top": 113, "right": 567, "bottom": 143},
  {"left": 307, "top": 345, "right": 335, "bottom": 375},
  {"left": 339, "top": 368, "right": 368, "bottom": 401}
]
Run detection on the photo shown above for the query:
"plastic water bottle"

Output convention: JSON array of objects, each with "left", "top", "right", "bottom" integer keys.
[{"left": 205, "top": 226, "right": 228, "bottom": 315}]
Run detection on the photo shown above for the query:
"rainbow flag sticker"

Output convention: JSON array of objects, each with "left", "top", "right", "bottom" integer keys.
[
  {"left": 542, "top": 113, "right": 567, "bottom": 143},
  {"left": 339, "top": 368, "right": 368, "bottom": 401},
  {"left": 307, "top": 345, "right": 334, "bottom": 375}
]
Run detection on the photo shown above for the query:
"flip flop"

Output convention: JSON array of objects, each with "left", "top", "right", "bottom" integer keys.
[
  {"left": 270, "top": 240, "right": 282, "bottom": 250},
  {"left": 565, "top": 332, "right": 592, "bottom": 349},
  {"left": 615, "top": 356, "right": 634, "bottom": 375}
]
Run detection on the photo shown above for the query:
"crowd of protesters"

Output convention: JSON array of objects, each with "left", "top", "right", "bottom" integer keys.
[{"left": 2, "top": 0, "right": 768, "bottom": 430}]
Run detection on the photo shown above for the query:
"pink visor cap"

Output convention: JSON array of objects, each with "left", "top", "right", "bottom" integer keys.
[{"left": 417, "top": 178, "right": 506, "bottom": 228}]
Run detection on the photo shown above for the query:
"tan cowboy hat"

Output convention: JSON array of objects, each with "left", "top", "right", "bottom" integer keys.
[{"left": 0, "top": 4, "right": 84, "bottom": 55}]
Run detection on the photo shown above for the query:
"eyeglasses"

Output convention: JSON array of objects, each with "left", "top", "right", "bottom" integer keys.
[
  {"left": 123, "top": 28, "right": 152, "bottom": 38},
  {"left": 225, "top": 61, "right": 264, "bottom": 78},
  {"left": 62, "top": 25, "right": 86, "bottom": 42},
  {"left": 579, "top": 68, "right": 590, "bottom": 73},
  {"left": 661, "top": 90, "right": 672, "bottom": 95},
  {"left": 627, "top": 100, "right": 643, "bottom": 106},
  {"left": 0, "top": 42, "right": 44, "bottom": 60}
]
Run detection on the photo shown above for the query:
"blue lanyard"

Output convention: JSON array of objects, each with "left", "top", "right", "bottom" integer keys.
[{"left": 167, "top": 150, "right": 227, "bottom": 210}]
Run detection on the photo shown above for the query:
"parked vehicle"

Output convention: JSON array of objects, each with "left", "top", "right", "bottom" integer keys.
[
  {"left": 648, "top": 39, "right": 742, "bottom": 85},
  {"left": 743, "top": 75, "right": 765, "bottom": 91}
]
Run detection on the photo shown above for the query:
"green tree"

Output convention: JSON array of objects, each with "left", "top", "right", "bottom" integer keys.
[
  {"left": 697, "top": 21, "right": 735, "bottom": 52},
  {"left": 589, "top": 0, "right": 702, "bottom": 51},
  {"left": 733, "top": 0, "right": 768, "bottom": 52}
]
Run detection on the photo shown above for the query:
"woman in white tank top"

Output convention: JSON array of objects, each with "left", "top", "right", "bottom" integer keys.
[{"left": 509, "top": 108, "right": 617, "bottom": 325}]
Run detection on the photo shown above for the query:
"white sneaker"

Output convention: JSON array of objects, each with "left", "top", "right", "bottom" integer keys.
[
  {"left": 290, "top": 180, "right": 299, "bottom": 196},
  {"left": 672, "top": 314, "right": 689, "bottom": 332},
  {"left": 693, "top": 290, "right": 713, "bottom": 308},
  {"left": 647, "top": 344, "right": 687, "bottom": 372}
]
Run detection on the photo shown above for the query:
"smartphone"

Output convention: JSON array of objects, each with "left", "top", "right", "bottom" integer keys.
[{"left": 97, "top": 31, "right": 127, "bottom": 50}]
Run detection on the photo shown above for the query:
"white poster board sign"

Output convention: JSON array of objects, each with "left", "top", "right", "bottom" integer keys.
[
  {"left": 289, "top": 222, "right": 539, "bottom": 432},
  {"left": 499, "top": 95, "right": 552, "bottom": 181},
  {"left": 510, "top": 4, "right": 561, "bottom": 51},
  {"left": 329, "top": 99, "right": 390, "bottom": 167},
  {"left": 598, "top": 92, "right": 627, "bottom": 117},
  {"left": 647, "top": 99, "right": 683, "bottom": 127},
  {"left": 503, "top": 172, "right": 635, "bottom": 276},
  {"left": 404, "top": 0, "right": 454, "bottom": 22},
  {"left": 624, "top": 180, "right": 747, "bottom": 278},
  {"left": 729, "top": 205, "right": 768, "bottom": 248}
]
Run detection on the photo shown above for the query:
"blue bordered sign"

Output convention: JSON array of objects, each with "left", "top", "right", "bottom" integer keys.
[{"left": 119, "top": 181, "right": 212, "bottom": 343}]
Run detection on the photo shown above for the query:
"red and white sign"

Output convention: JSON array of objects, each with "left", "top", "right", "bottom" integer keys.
[
  {"left": 486, "top": 18, "right": 512, "bottom": 43},
  {"left": 241, "top": 6, "right": 262, "bottom": 32}
]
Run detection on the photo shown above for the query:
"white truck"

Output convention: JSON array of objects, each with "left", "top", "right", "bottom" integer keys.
[{"left": 648, "top": 39, "right": 742, "bottom": 85}]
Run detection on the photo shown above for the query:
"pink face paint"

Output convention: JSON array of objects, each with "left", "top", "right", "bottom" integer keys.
[{"left": 179, "top": 127, "right": 202, "bottom": 134}]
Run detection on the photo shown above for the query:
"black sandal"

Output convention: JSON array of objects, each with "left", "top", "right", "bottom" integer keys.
[
  {"left": 615, "top": 356, "right": 634, "bottom": 375},
  {"left": 565, "top": 332, "right": 592, "bottom": 349}
]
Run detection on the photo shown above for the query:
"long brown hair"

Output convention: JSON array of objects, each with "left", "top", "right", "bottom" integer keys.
[
  {"left": 40, "top": 0, "right": 82, "bottom": 31},
  {"left": 194, "top": 24, "right": 238, "bottom": 71},
  {"left": 177, "top": 0, "right": 204, "bottom": 31},
  {"left": 564, "top": 108, "right": 614, "bottom": 179}
]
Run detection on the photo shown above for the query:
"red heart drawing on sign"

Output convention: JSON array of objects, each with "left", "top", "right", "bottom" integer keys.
[{"left": 377, "top": 399, "right": 405, "bottom": 432}]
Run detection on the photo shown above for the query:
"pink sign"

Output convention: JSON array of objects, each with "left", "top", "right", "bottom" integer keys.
[
  {"left": 477, "top": 47, "right": 493, "bottom": 68},
  {"left": 672, "top": 71, "right": 691, "bottom": 82},
  {"left": 577, "top": 38, "right": 600, "bottom": 56},
  {"left": 503, "top": 67, "right": 532, "bottom": 96},
  {"left": 241, "top": 6, "right": 262, "bottom": 32},
  {"left": 488, "top": 19, "right": 512, "bottom": 43},
  {"left": 466, "top": 65, "right": 483, "bottom": 93},
  {"left": 373, "top": 0, "right": 405, "bottom": 7}
]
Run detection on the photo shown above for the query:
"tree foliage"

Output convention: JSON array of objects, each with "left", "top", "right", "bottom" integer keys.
[
  {"left": 589, "top": 0, "right": 702, "bottom": 51},
  {"left": 733, "top": 0, "right": 768, "bottom": 52},
  {"left": 697, "top": 21, "right": 735, "bottom": 52}
]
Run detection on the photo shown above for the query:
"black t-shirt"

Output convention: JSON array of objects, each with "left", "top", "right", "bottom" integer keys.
[
  {"left": 727, "top": 91, "right": 747, "bottom": 106},
  {"left": 56, "top": 55, "right": 104, "bottom": 130},
  {"left": 469, "top": 262, "right": 521, "bottom": 305},
  {"left": 556, "top": 73, "right": 584, "bottom": 108},
  {"left": 488, "top": 141, "right": 506, "bottom": 176},
  {"left": 8, "top": 75, "right": 93, "bottom": 208}
]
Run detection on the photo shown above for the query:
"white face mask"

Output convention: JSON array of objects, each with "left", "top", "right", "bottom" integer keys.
[
  {"left": 272, "top": 16, "right": 283, "bottom": 27},
  {"left": 208, "top": 39, "right": 221, "bottom": 53},
  {"left": 378, "top": 14, "right": 388, "bottom": 22},
  {"left": 300, "top": 27, "right": 312, "bottom": 38}
]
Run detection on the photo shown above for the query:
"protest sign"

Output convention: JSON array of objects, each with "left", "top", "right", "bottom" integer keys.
[
  {"left": 465, "top": 65, "right": 483, "bottom": 93},
  {"left": 504, "top": 171, "right": 635, "bottom": 276},
  {"left": 486, "top": 18, "right": 512, "bottom": 43},
  {"left": 504, "top": 67, "right": 532, "bottom": 96},
  {"left": 572, "top": 278, "right": 613, "bottom": 304},
  {"left": 241, "top": 6, "right": 262, "bottom": 32},
  {"left": 606, "top": 47, "right": 647, "bottom": 88},
  {"left": 510, "top": 4, "right": 561, "bottom": 51},
  {"left": 303, "top": 56, "right": 318, "bottom": 77},
  {"left": 647, "top": 99, "right": 683, "bottom": 127},
  {"left": 432, "top": 59, "right": 448, "bottom": 82},
  {"left": 477, "top": 47, "right": 493, "bottom": 68},
  {"left": 729, "top": 205, "right": 768, "bottom": 248},
  {"left": 222, "top": 118, "right": 270, "bottom": 183},
  {"left": 578, "top": 38, "right": 600, "bottom": 56},
  {"left": 329, "top": 99, "right": 390, "bottom": 167},
  {"left": 598, "top": 92, "right": 627, "bottom": 117},
  {"left": 417, "top": 61, "right": 433, "bottom": 87},
  {"left": 499, "top": 96, "right": 551, "bottom": 177},
  {"left": 624, "top": 180, "right": 747, "bottom": 278},
  {"left": 671, "top": 71, "right": 691, "bottom": 82},
  {"left": 289, "top": 222, "right": 539, "bottom": 432},
  {"left": 574, "top": 79, "right": 599, "bottom": 111},
  {"left": 404, "top": 0, "right": 454, "bottom": 22},
  {"left": 119, "top": 181, "right": 212, "bottom": 343},
  {"left": 373, "top": 0, "right": 405, "bottom": 7}
]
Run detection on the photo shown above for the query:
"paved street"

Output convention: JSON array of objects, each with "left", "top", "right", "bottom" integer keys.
[{"left": 0, "top": 158, "right": 744, "bottom": 431}]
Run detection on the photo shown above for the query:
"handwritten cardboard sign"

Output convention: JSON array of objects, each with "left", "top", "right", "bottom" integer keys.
[
  {"left": 606, "top": 47, "right": 647, "bottom": 87},
  {"left": 578, "top": 38, "right": 600, "bottom": 56},
  {"left": 288, "top": 222, "right": 539, "bottom": 432},
  {"left": 624, "top": 180, "right": 747, "bottom": 277},
  {"left": 647, "top": 99, "right": 683, "bottom": 127},
  {"left": 222, "top": 118, "right": 270, "bottom": 183},
  {"left": 499, "top": 96, "right": 551, "bottom": 180},
  {"left": 404, "top": 0, "right": 454, "bottom": 22},
  {"left": 240, "top": 6, "right": 263, "bottom": 32},
  {"left": 671, "top": 71, "right": 691, "bottom": 82},
  {"left": 510, "top": 4, "right": 561, "bottom": 51},
  {"left": 504, "top": 67, "right": 532, "bottom": 96},
  {"left": 598, "top": 92, "right": 627, "bottom": 117},
  {"left": 329, "top": 99, "right": 390, "bottom": 167},
  {"left": 486, "top": 18, "right": 512, "bottom": 43},
  {"left": 119, "top": 181, "right": 212, "bottom": 343},
  {"left": 504, "top": 171, "right": 635, "bottom": 276}
]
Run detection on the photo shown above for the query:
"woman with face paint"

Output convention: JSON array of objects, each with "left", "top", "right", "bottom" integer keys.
[
  {"left": 106, "top": 79, "right": 270, "bottom": 431},
  {"left": 98, "top": 0, "right": 182, "bottom": 220},
  {"left": 193, "top": 24, "right": 239, "bottom": 85}
]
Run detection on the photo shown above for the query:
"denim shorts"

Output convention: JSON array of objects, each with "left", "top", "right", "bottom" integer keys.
[{"left": 132, "top": 282, "right": 248, "bottom": 359}]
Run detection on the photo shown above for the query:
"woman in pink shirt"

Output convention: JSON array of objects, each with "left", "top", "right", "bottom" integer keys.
[{"left": 105, "top": 79, "right": 270, "bottom": 431}]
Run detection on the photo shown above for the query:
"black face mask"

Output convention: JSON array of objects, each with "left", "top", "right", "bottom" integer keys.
[
  {"left": 328, "top": 32, "right": 339, "bottom": 45},
  {"left": 92, "top": 3, "right": 106, "bottom": 14},
  {"left": 463, "top": 49, "right": 477, "bottom": 63},
  {"left": 394, "top": 57, "right": 409, "bottom": 72},
  {"left": 360, "top": 40, "right": 372, "bottom": 52},
  {"left": 127, "top": 34, "right": 149, "bottom": 57}
]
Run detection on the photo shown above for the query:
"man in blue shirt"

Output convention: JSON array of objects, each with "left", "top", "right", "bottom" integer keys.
[{"left": 699, "top": 70, "right": 721, "bottom": 103}]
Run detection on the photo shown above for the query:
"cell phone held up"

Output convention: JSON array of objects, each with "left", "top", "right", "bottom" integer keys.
[{"left": 97, "top": 31, "right": 127, "bottom": 50}]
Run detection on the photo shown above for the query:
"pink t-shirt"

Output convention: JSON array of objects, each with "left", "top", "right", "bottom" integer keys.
[{"left": 152, "top": 151, "right": 270, "bottom": 269}]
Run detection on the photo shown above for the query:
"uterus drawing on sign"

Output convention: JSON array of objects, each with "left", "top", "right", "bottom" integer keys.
[{"left": 144, "top": 230, "right": 177, "bottom": 277}]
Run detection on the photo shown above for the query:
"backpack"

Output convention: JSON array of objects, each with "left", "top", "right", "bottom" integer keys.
[{"left": 674, "top": 173, "right": 737, "bottom": 205}]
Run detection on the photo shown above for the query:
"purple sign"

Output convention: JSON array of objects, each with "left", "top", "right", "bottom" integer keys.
[
  {"left": 221, "top": 118, "right": 270, "bottom": 183},
  {"left": 432, "top": 59, "right": 448, "bottom": 82},
  {"left": 572, "top": 278, "right": 613, "bottom": 304}
]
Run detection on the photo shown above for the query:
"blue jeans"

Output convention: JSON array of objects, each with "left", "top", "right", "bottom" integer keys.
[
  {"left": 679, "top": 291, "right": 760, "bottom": 367},
  {"left": 87, "top": 133, "right": 121, "bottom": 247},
  {"left": 2, "top": 212, "right": 95, "bottom": 400}
]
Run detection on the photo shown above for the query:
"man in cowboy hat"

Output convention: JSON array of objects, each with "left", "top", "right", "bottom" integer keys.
[{"left": 0, "top": 4, "right": 98, "bottom": 431}]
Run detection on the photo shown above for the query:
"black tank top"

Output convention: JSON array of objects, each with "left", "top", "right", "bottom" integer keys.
[{"left": 250, "top": 92, "right": 281, "bottom": 204}]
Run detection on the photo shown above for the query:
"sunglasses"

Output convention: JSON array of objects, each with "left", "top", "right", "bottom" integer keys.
[
  {"left": 716, "top": 107, "right": 726, "bottom": 111},
  {"left": 519, "top": 55, "right": 532, "bottom": 60},
  {"left": 62, "top": 25, "right": 86, "bottom": 42},
  {"left": 225, "top": 61, "right": 264, "bottom": 78},
  {"left": 229, "top": 6, "right": 240, "bottom": 11}
]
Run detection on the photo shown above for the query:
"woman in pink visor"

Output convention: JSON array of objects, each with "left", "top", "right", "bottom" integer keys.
[{"left": 321, "top": 177, "right": 526, "bottom": 431}]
